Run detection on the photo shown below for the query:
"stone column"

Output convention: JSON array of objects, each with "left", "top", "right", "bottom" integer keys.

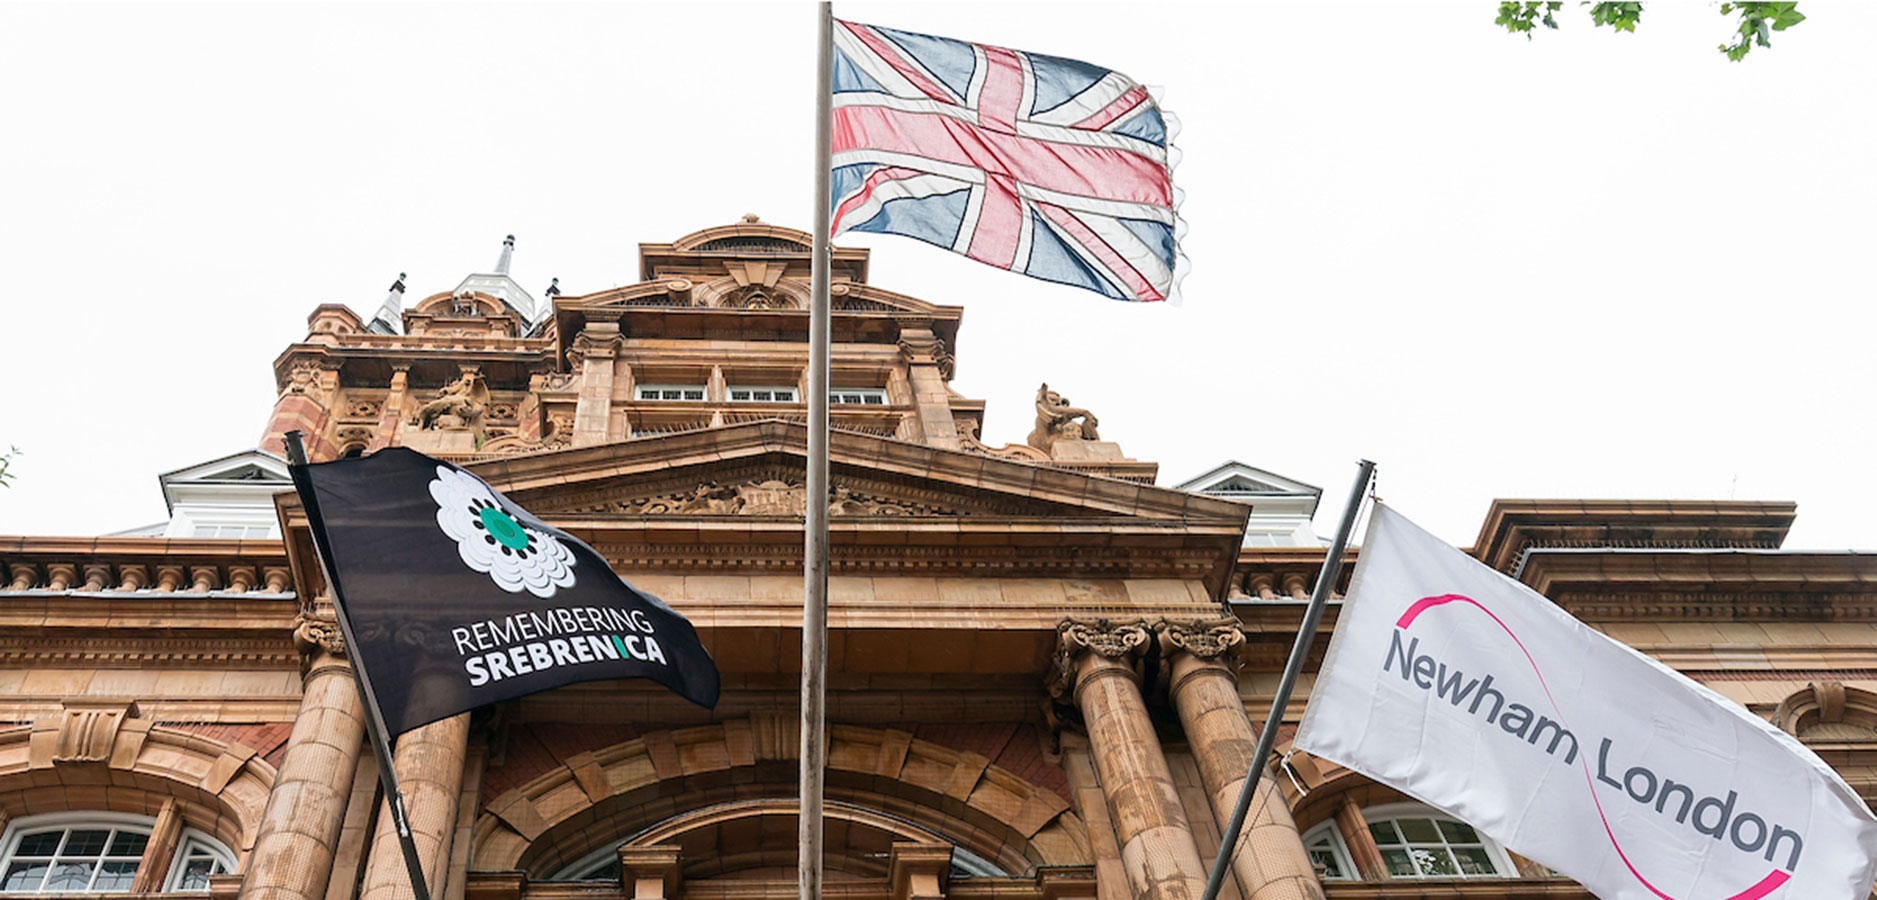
[
  {"left": 1051, "top": 621, "right": 1209, "bottom": 900},
  {"left": 1333, "top": 797, "right": 1388, "bottom": 881},
  {"left": 239, "top": 612, "right": 366, "bottom": 900},
  {"left": 357, "top": 714, "right": 470, "bottom": 900},
  {"left": 570, "top": 319, "right": 623, "bottom": 448},
  {"left": 897, "top": 325, "right": 959, "bottom": 448},
  {"left": 1159, "top": 621, "right": 1323, "bottom": 900}
]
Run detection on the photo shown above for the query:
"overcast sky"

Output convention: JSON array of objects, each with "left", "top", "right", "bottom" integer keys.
[{"left": 1, "top": 1, "right": 1871, "bottom": 549}]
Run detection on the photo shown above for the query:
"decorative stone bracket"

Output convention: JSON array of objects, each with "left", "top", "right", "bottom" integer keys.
[
  {"left": 889, "top": 842, "right": 954, "bottom": 900},
  {"left": 617, "top": 845, "right": 682, "bottom": 900},
  {"left": 46, "top": 698, "right": 140, "bottom": 764}
]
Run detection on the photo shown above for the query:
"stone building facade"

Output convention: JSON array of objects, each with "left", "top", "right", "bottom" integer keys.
[{"left": 2, "top": 219, "right": 1872, "bottom": 900}]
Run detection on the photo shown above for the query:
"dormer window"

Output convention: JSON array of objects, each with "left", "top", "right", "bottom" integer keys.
[
  {"left": 728, "top": 386, "right": 798, "bottom": 403},
  {"left": 830, "top": 389, "right": 888, "bottom": 406},
  {"left": 636, "top": 385, "right": 706, "bottom": 402}
]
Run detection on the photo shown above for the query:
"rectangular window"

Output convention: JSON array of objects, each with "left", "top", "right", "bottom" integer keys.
[
  {"left": 829, "top": 388, "right": 888, "bottom": 406},
  {"left": 728, "top": 385, "right": 798, "bottom": 403},
  {"left": 636, "top": 385, "right": 706, "bottom": 402}
]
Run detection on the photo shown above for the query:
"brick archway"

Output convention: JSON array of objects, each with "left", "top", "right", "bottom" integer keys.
[
  {"left": 470, "top": 719, "right": 1090, "bottom": 879},
  {"left": 0, "top": 713, "right": 276, "bottom": 859}
]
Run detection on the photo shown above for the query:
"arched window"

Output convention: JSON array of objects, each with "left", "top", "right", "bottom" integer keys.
[
  {"left": 1302, "top": 803, "right": 1516, "bottom": 880},
  {"left": 1298, "top": 821, "right": 1355, "bottom": 881},
  {"left": 0, "top": 813, "right": 235, "bottom": 893}
]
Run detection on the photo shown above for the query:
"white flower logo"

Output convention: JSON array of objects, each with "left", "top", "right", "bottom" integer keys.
[{"left": 428, "top": 466, "right": 576, "bottom": 597}]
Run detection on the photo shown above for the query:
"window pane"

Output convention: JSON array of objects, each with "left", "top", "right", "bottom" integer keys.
[
  {"left": 776, "top": 390, "right": 795, "bottom": 400},
  {"left": 752, "top": 391, "right": 771, "bottom": 401},
  {"left": 682, "top": 390, "right": 703, "bottom": 400},
  {"left": 44, "top": 861, "right": 96, "bottom": 891},
  {"left": 1454, "top": 847, "right": 1498, "bottom": 876},
  {"left": 1380, "top": 849, "right": 1416, "bottom": 877},
  {"left": 1396, "top": 817, "right": 1441, "bottom": 843},
  {"left": 16, "top": 830, "right": 63, "bottom": 856},
  {"left": 176, "top": 859, "right": 217, "bottom": 890},
  {"left": 1308, "top": 849, "right": 1344, "bottom": 879},
  {"left": 63, "top": 829, "right": 110, "bottom": 856},
  {"left": 1413, "top": 847, "right": 1459, "bottom": 877},
  {"left": 864, "top": 394, "right": 884, "bottom": 404},
  {"left": 93, "top": 861, "right": 138, "bottom": 891},
  {"left": 1368, "top": 821, "right": 1401, "bottom": 845},
  {"left": 108, "top": 831, "right": 148, "bottom": 856},
  {"left": 1438, "top": 819, "right": 1479, "bottom": 844},
  {"left": 3, "top": 861, "right": 48, "bottom": 891}
]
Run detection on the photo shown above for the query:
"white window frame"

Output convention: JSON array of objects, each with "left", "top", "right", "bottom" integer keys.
[
  {"left": 164, "top": 830, "right": 235, "bottom": 891},
  {"left": 0, "top": 812, "right": 237, "bottom": 894},
  {"left": 1360, "top": 802, "right": 1517, "bottom": 879},
  {"left": 727, "top": 385, "right": 798, "bottom": 403},
  {"left": 0, "top": 812, "right": 152, "bottom": 894},
  {"left": 829, "top": 388, "right": 888, "bottom": 406},
  {"left": 634, "top": 384, "right": 706, "bottom": 402},
  {"left": 1298, "top": 820, "right": 1357, "bottom": 881}
]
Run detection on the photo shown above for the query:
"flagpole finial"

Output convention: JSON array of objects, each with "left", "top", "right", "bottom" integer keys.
[
  {"left": 495, "top": 235, "right": 516, "bottom": 275},
  {"left": 742, "top": 213, "right": 761, "bottom": 224}
]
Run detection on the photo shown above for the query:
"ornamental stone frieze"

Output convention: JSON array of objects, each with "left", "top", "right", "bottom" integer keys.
[
  {"left": 581, "top": 479, "right": 965, "bottom": 517},
  {"left": 1047, "top": 619, "right": 1151, "bottom": 699}
]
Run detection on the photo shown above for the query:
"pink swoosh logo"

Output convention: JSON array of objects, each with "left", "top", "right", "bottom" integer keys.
[{"left": 1397, "top": 594, "right": 1790, "bottom": 900}]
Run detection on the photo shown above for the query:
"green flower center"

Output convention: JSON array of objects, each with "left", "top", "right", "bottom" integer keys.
[{"left": 479, "top": 506, "right": 530, "bottom": 550}]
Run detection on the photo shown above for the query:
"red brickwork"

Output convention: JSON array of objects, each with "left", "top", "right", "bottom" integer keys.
[{"left": 162, "top": 721, "right": 295, "bottom": 767}]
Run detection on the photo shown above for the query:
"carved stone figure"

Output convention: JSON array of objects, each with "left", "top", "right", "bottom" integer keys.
[
  {"left": 408, "top": 372, "right": 490, "bottom": 430},
  {"left": 1027, "top": 382, "right": 1101, "bottom": 452}
]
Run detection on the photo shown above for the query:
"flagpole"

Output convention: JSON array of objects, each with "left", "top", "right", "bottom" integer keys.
[
  {"left": 283, "top": 430, "right": 434, "bottom": 900},
  {"left": 1199, "top": 458, "right": 1376, "bottom": 900},
  {"left": 800, "top": 5, "right": 834, "bottom": 900}
]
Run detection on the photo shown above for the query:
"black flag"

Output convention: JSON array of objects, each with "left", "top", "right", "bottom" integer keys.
[{"left": 290, "top": 447, "right": 719, "bottom": 735}]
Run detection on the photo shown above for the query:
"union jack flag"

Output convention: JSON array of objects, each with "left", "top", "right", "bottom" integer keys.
[{"left": 830, "top": 20, "right": 1184, "bottom": 303}]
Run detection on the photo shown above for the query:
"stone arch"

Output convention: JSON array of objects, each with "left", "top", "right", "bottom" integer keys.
[
  {"left": 471, "top": 719, "right": 1089, "bottom": 881},
  {"left": 1772, "top": 682, "right": 1877, "bottom": 742},
  {"left": 671, "top": 223, "right": 814, "bottom": 253},
  {"left": 0, "top": 713, "right": 277, "bottom": 860}
]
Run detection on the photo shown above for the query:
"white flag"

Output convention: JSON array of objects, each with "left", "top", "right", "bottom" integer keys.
[{"left": 1294, "top": 503, "right": 1877, "bottom": 900}]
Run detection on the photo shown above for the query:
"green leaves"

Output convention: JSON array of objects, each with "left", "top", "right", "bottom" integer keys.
[
  {"left": 1495, "top": 2, "right": 1563, "bottom": 38},
  {"left": 0, "top": 446, "right": 19, "bottom": 489},
  {"left": 1496, "top": 1, "right": 1804, "bottom": 60},
  {"left": 1587, "top": 2, "right": 1644, "bottom": 32},
  {"left": 1719, "top": 2, "right": 1806, "bottom": 60}
]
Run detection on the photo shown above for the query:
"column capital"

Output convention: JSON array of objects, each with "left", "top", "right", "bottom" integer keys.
[
  {"left": 1048, "top": 618, "right": 1150, "bottom": 698},
  {"left": 292, "top": 610, "right": 346, "bottom": 662},
  {"left": 1156, "top": 617, "right": 1246, "bottom": 663}
]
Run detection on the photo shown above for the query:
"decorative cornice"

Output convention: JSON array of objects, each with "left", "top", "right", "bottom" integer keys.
[{"left": 1048, "top": 619, "right": 1150, "bottom": 698}]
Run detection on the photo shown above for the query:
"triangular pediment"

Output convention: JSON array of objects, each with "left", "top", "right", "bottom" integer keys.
[
  {"left": 1175, "top": 461, "right": 1320, "bottom": 502},
  {"left": 160, "top": 450, "right": 291, "bottom": 485},
  {"left": 465, "top": 421, "right": 1246, "bottom": 527}
]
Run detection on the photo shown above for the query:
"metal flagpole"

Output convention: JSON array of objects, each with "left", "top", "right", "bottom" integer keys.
[
  {"left": 1199, "top": 459, "right": 1376, "bottom": 900},
  {"left": 800, "top": 5, "right": 834, "bottom": 900},
  {"left": 283, "top": 430, "right": 434, "bottom": 900}
]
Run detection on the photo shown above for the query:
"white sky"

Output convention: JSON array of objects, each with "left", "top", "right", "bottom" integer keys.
[{"left": 0, "top": 1, "right": 1871, "bottom": 549}]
